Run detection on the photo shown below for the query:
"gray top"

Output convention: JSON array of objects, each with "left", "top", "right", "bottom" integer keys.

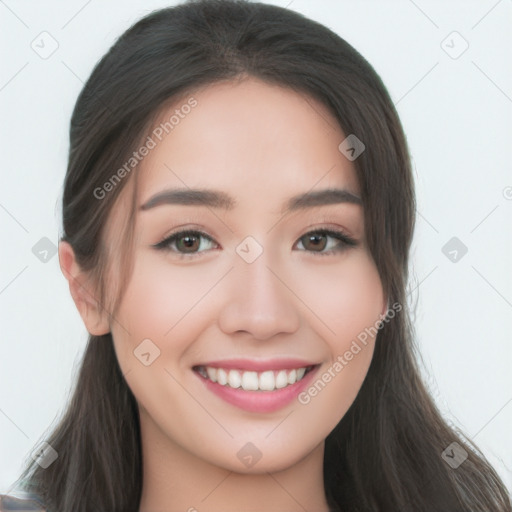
[
  {"left": 0, "top": 493, "right": 46, "bottom": 511},
  {"left": 0, "top": 480, "right": 47, "bottom": 511}
]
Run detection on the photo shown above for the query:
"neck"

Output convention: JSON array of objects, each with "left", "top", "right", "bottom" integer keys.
[{"left": 137, "top": 409, "right": 331, "bottom": 512}]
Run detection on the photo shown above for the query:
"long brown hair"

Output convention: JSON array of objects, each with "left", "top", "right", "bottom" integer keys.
[{"left": 10, "top": 1, "right": 511, "bottom": 510}]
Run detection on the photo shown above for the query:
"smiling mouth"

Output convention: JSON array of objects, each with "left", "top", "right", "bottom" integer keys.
[{"left": 192, "top": 365, "right": 317, "bottom": 392}]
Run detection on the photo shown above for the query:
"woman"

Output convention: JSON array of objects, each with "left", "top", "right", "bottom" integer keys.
[{"left": 2, "top": 0, "right": 510, "bottom": 510}]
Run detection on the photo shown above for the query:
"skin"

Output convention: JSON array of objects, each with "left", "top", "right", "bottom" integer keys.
[{"left": 59, "top": 76, "right": 387, "bottom": 512}]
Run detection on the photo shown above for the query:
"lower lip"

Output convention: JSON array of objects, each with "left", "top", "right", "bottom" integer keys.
[{"left": 195, "top": 366, "right": 319, "bottom": 413}]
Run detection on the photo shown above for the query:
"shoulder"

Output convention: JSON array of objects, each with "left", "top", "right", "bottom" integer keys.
[{"left": 0, "top": 494, "right": 47, "bottom": 511}]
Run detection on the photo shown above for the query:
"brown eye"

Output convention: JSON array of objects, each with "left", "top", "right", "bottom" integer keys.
[
  {"left": 176, "top": 233, "right": 201, "bottom": 253},
  {"left": 301, "top": 232, "right": 328, "bottom": 252},
  {"left": 295, "top": 229, "right": 358, "bottom": 256},
  {"left": 154, "top": 229, "right": 217, "bottom": 257}
]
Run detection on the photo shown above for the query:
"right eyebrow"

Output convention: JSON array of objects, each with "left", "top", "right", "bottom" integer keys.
[{"left": 140, "top": 188, "right": 236, "bottom": 211}]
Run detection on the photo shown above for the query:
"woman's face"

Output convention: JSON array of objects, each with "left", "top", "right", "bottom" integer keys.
[{"left": 106, "top": 76, "right": 386, "bottom": 473}]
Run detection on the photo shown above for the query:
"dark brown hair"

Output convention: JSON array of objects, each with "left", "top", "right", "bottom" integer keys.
[{"left": 9, "top": 1, "right": 511, "bottom": 510}]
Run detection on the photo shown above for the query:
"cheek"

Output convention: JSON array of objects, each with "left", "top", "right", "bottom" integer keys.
[
  {"left": 114, "top": 252, "right": 219, "bottom": 343},
  {"left": 109, "top": 253, "right": 218, "bottom": 413},
  {"left": 291, "top": 250, "right": 384, "bottom": 344},
  {"left": 290, "top": 251, "right": 383, "bottom": 421}
]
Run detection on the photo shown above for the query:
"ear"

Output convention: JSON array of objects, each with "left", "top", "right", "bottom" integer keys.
[{"left": 58, "top": 240, "right": 110, "bottom": 335}]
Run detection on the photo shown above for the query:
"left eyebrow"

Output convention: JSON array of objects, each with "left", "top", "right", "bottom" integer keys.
[
  {"left": 139, "top": 187, "right": 362, "bottom": 213},
  {"left": 282, "top": 188, "right": 362, "bottom": 215}
]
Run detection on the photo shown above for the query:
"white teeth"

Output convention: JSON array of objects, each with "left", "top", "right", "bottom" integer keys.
[
  {"left": 242, "top": 371, "right": 259, "bottom": 391},
  {"left": 217, "top": 368, "right": 228, "bottom": 386},
  {"left": 198, "top": 365, "right": 312, "bottom": 391},
  {"left": 275, "top": 370, "right": 289, "bottom": 389},
  {"left": 228, "top": 369, "right": 241, "bottom": 389},
  {"left": 259, "top": 371, "right": 275, "bottom": 391}
]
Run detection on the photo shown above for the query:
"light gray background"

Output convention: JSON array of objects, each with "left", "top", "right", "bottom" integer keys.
[{"left": 1, "top": 0, "right": 511, "bottom": 494}]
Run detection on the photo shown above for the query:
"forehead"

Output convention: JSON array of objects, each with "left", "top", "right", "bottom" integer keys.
[{"left": 141, "top": 77, "right": 360, "bottom": 213}]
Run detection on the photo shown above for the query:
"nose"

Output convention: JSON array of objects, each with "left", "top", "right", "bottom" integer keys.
[{"left": 217, "top": 251, "right": 301, "bottom": 341}]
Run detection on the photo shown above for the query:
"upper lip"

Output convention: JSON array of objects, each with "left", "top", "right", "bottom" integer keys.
[{"left": 193, "top": 358, "right": 319, "bottom": 372}]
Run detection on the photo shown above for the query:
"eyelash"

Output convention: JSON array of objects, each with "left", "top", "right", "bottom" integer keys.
[{"left": 153, "top": 226, "right": 358, "bottom": 259}]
